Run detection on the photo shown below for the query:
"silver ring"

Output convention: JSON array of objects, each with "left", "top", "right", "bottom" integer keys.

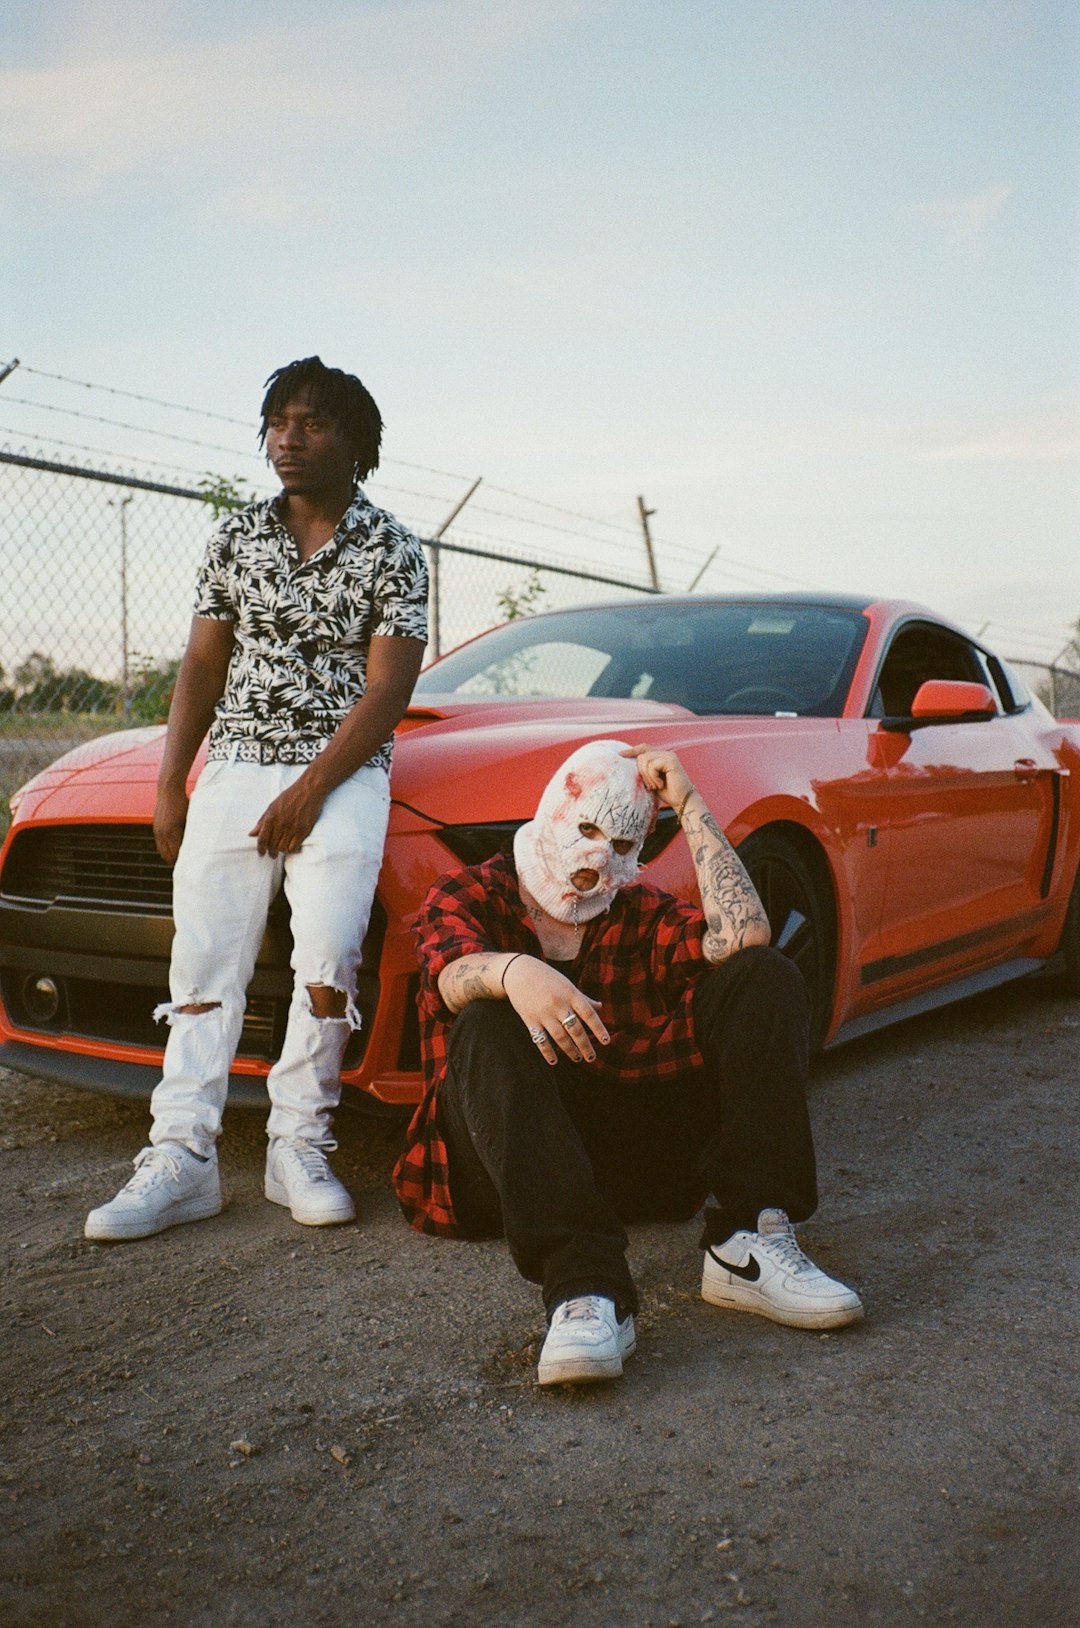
[
  {"left": 528, "top": 1026, "right": 546, "bottom": 1045},
  {"left": 562, "top": 1012, "right": 580, "bottom": 1028}
]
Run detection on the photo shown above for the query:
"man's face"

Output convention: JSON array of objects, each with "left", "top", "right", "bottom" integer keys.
[{"left": 264, "top": 391, "right": 355, "bottom": 498}]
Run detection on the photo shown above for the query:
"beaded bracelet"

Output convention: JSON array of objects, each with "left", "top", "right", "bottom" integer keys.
[{"left": 500, "top": 953, "right": 525, "bottom": 990}]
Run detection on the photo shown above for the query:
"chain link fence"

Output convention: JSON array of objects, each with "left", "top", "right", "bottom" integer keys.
[
  {"left": 2, "top": 446, "right": 1078, "bottom": 831},
  {"left": 1008, "top": 659, "right": 1080, "bottom": 721},
  {"left": 0, "top": 449, "right": 656, "bottom": 823}
]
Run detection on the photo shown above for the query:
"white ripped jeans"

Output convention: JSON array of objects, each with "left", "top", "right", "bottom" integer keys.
[{"left": 148, "top": 757, "right": 390, "bottom": 1158}]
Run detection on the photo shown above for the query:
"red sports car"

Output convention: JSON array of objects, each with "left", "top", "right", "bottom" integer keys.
[{"left": 1, "top": 592, "right": 1077, "bottom": 1106}]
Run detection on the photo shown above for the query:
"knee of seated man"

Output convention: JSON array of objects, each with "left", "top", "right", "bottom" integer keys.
[
  {"left": 743, "top": 942, "right": 807, "bottom": 996},
  {"left": 697, "top": 944, "right": 808, "bottom": 1013}
]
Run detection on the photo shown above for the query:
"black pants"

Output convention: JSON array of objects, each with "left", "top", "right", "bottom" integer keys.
[{"left": 437, "top": 945, "right": 818, "bottom": 1317}]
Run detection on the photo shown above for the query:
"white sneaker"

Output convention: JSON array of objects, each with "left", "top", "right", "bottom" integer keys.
[
  {"left": 265, "top": 1137, "right": 355, "bottom": 1226},
  {"left": 537, "top": 1295, "right": 637, "bottom": 1386},
  {"left": 85, "top": 1143, "right": 222, "bottom": 1241},
  {"left": 702, "top": 1208, "right": 863, "bottom": 1330}
]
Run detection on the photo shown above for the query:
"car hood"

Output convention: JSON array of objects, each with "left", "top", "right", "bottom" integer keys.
[
  {"left": 7, "top": 727, "right": 174, "bottom": 823},
  {"left": 392, "top": 696, "right": 736, "bottom": 825},
  {"left": 7, "top": 696, "right": 818, "bottom": 829}
]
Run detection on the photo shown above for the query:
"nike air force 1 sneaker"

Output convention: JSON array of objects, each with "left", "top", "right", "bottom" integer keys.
[
  {"left": 85, "top": 1143, "right": 222, "bottom": 1241},
  {"left": 702, "top": 1208, "right": 863, "bottom": 1329},
  {"left": 264, "top": 1137, "right": 356, "bottom": 1226},
  {"left": 537, "top": 1294, "right": 637, "bottom": 1386}
]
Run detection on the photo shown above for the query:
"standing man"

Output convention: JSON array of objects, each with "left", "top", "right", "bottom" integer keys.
[
  {"left": 87, "top": 357, "right": 429, "bottom": 1241},
  {"left": 395, "top": 739, "right": 861, "bottom": 1386}
]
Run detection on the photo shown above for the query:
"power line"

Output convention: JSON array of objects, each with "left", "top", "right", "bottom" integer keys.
[
  {"left": 21, "top": 365, "right": 256, "bottom": 428},
  {"left": 17, "top": 366, "right": 490, "bottom": 484},
  {"left": 480, "top": 480, "right": 643, "bottom": 538},
  {"left": 14, "top": 370, "right": 678, "bottom": 541},
  {"left": 2, "top": 394, "right": 261, "bottom": 460},
  {"left": 0, "top": 426, "right": 271, "bottom": 487}
]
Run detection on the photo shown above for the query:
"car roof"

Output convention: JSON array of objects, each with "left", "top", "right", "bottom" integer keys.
[{"left": 515, "top": 590, "right": 878, "bottom": 616}]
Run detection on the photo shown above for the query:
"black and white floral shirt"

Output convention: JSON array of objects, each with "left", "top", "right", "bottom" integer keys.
[{"left": 194, "top": 486, "right": 429, "bottom": 772}]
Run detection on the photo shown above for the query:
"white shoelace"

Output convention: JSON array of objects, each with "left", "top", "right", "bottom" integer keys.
[
  {"left": 280, "top": 1141, "right": 332, "bottom": 1182},
  {"left": 556, "top": 1295, "right": 607, "bottom": 1325},
  {"left": 761, "top": 1223, "right": 815, "bottom": 1276},
  {"left": 125, "top": 1145, "right": 182, "bottom": 1192}
]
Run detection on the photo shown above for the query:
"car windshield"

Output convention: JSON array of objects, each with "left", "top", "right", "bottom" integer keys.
[{"left": 415, "top": 601, "right": 869, "bottom": 717}]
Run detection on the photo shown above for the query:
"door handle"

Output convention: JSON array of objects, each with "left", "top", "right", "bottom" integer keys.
[{"left": 1013, "top": 758, "right": 1039, "bottom": 781}]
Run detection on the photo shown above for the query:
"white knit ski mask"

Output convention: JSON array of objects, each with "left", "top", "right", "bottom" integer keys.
[{"left": 513, "top": 740, "right": 656, "bottom": 924}]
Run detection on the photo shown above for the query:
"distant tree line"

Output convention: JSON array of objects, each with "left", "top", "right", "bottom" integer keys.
[{"left": 0, "top": 651, "right": 181, "bottom": 723}]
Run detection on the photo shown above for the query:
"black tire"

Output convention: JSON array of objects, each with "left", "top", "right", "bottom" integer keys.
[{"left": 737, "top": 829, "right": 836, "bottom": 1052}]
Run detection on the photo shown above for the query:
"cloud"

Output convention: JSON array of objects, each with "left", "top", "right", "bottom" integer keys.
[
  {"left": 559, "top": 407, "right": 1080, "bottom": 482},
  {"left": 210, "top": 180, "right": 321, "bottom": 229},
  {"left": 914, "top": 412, "right": 1080, "bottom": 465},
  {"left": 913, "top": 183, "right": 1012, "bottom": 243},
  {"left": 0, "top": 1, "right": 589, "bottom": 193}
]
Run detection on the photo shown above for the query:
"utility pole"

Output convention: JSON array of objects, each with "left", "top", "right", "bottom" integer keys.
[
  {"left": 687, "top": 546, "right": 719, "bottom": 592},
  {"left": 0, "top": 358, "right": 20, "bottom": 387},
  {"left": 428, "top": 476, "right": 482, "bottom": 658},
  {"left": 637, "top": 495, "right": 660, "bottom": 591}
]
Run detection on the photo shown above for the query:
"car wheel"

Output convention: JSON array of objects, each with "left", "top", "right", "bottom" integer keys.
[{"left": 737, "top": 829, "right": 836, "bottom": 1052}]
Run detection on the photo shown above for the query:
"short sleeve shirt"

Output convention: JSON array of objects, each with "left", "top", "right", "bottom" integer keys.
[
  {"left": 194, "top": 486, "right": 428, "bottom": 770},
  {"left": 392, "top": 851, "right": 709, "bottom": 1236}
]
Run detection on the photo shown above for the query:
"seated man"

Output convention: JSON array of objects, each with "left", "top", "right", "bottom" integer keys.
[{"left": 394, "top": 739, "right": 862, "bottom": 1386}]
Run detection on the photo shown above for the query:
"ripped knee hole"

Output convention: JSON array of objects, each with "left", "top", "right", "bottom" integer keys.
[{"left": 305, "top": 983, "right": 348, "bottom": 1020}]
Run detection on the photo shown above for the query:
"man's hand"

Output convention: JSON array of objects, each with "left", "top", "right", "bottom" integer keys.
[
  {"left": 154, "top": 785, "right": 190, "bottom": 866},
  {"left": 250, "top": 776, "right": 326, "bottom": 857},
  {"left": 502, "top": 956, "right": 610, "bottom": 1064},
  {"left": 621, "top": 743, "right": 693, "bottom": 812},
  {"left": 623, "top": 743, "right": 770, "bottom": 962}
]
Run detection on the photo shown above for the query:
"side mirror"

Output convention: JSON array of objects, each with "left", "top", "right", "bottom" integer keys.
[
  {"left": 910, "top": 680, "right": 997, "bottom": 721},
  {"left": 879, "top": 679, "right": 998, "bottom": 733}
]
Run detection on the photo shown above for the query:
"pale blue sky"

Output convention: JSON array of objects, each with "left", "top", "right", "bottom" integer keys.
[{"left": 3, "top": 0, "right": 1078, "bottom": 661}]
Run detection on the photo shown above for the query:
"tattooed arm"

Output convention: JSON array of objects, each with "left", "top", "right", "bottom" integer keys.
[
  {"left": 438, "top": 952, "right": 524, "bottom": 1014},
  {"left": 621, "top": 745, "right": 772, "bottom": 963}
]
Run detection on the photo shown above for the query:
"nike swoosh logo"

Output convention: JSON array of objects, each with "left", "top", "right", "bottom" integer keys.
[{"left": 709, "top": 1247, "right": 761, "bottom": 1283}]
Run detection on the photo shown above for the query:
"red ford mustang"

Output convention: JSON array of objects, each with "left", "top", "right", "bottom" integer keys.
[{"left": 1, "top": 592, "right": 1078, "bottom": 1106}]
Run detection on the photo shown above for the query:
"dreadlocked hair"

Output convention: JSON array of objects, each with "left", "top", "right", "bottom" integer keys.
[{"left": 259, "top": 356, "right": 384, "bottom": 480}]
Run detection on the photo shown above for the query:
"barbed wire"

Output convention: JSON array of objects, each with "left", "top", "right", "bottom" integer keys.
[
  {"left": 7, "top": 365, "right": 1075, "bottom": 647},
  {"left": 6, "top": 366, "right": 711, "bottom": 566},
  {"left": 16, "top": 367, "right": 503, "bottom": 484},
  {"left": 2, "top": 395, "right": 261, "bottom": 460},
  {"left": 0, "top": 425, "right": 267, "bottom": 488},
  {"left": 3, "top": 398, "right": 702, "bottom": 571},
  {"left": 20, "top": 365, "right": 255, "bottom": 428}
]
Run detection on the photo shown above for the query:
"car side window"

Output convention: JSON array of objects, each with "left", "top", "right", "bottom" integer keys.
[
  {"left": 869, "top": 622, "right": 997, "bottom": 718},
  {"left": 984, "top": 652, "right": 1031, "bottom": 713}
]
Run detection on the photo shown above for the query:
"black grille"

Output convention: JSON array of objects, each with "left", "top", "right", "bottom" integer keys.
[
  {"left": 0, "top": 820, "right": 387, "bottom": 1071},
  {"left": 396, "top": 974, "right": 422, "bottom": 1072},
  {"left": 436, "top": 806, "right": 681, "bottom": 868},
  {"left": 2, "top": 825, "right": 173, "bottom": 914}
]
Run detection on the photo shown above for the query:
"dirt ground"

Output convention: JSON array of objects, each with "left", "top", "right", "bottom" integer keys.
[{"left": 2, "top": 976, "right": 1078, "bottom": 1628}]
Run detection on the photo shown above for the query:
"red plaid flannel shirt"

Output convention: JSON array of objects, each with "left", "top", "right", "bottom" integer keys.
[{"left": 392, "top": 851, "right": 708, "bottom": 1236}]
